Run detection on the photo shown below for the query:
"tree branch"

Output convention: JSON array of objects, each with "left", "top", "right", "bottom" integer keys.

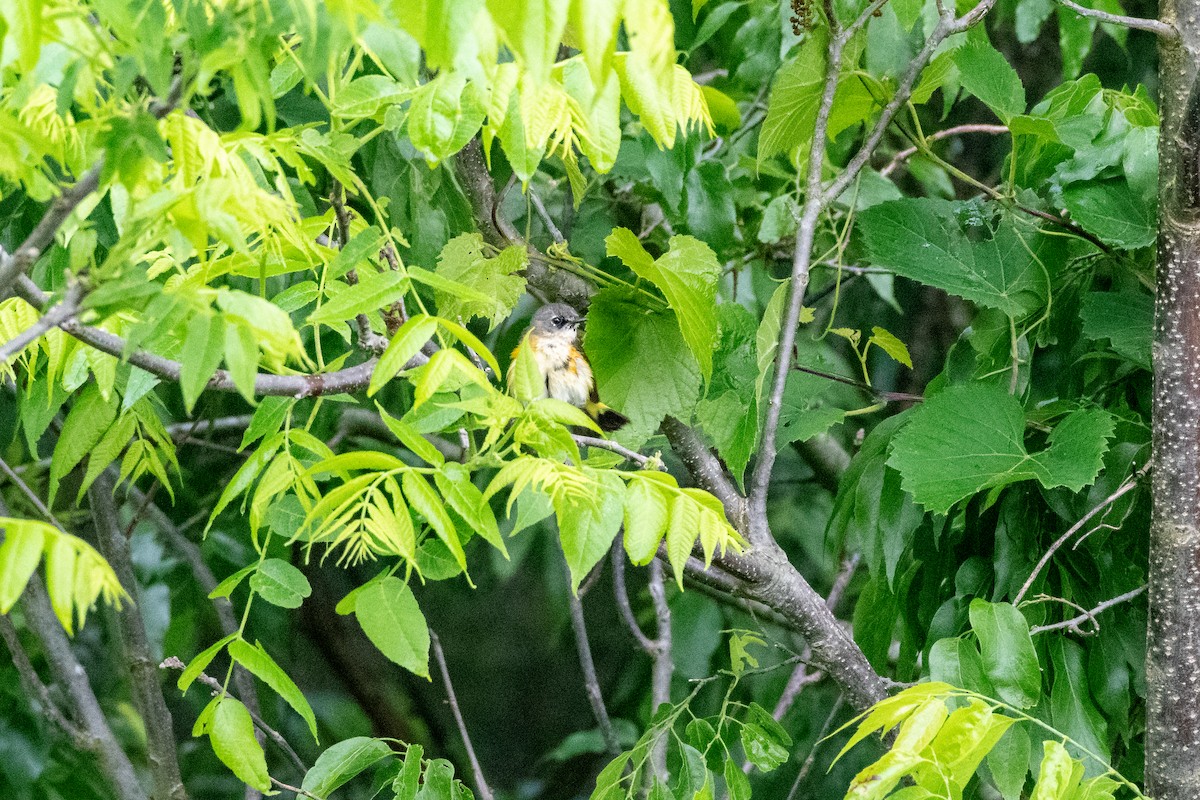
[
  {"left": 1056, "top": 0, "right": 1178, "bottom": 36},
  {"left": 0, "top": 281, "right": 85, "bottom": 363},
  {"left": 430, "top": 631, "right": 495, "bottom": 800},
  {"left": 128, "top": 485, "right": 266, "bottom": 770},
  {"left": 879, "top": 123, "right": 1009, "bottom": 177},
  {"left": 1014, "top": 464, "right": 1147, "bottom": 604},
  {"left": 14, "top": 274, "right": 431, "bottom": 399},
  {"left": 88, "top": 472, "right": 188, "bottom": 800},
  {"left": 562, "top": 556, "right": 621, "bottom": 757},
  {"left": 573, "top": 434, "right": 653, "bottom": 468},
  {"left": 0, "top": 611, "right": 86, "bottom": 740},
  {"left": 1030, "top": 584, "right": 1148, "bottom": 635},
  {"left": 330, "top": 183, "right": 388, "bottom": 354}
]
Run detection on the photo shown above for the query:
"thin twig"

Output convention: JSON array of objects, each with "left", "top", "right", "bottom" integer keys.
[
  {"left": 1014, "top": 464, "right": 1148, "bottom": 604},
  {"left": 430, "top": 631, "right": 495, "bottom": 800},
  {"left": 879, "top": 123, "right": 1009, "bottom": 176},
  {"left": 573, "top": 435, "right": 652, "bottom": 468},
  {"left": 529, "top": 190, "right": 565, "bottom": 244},
  {"left": 1, "top": 493, "right": 148, "bottom": 800},
  {"left": 611, "top": 544, "right": 657, "bottom": 652},
  {"left": 785, "top": 695, "right": 845, "bottom": 800},
  {"left": 0, "top": 454, "right": 68, "bottom": 530},
  {"left": 160, "top": 657, "right": 308, "bottom": 775},
  {"left": 269, "top": 777, "right": 323, "bottom": 800},
  {"left": 793, "top": 364, "right": 925, "bottom": 403},
  {"left": 1030, "top": 585, "right": 1147, "bottom": 635},
  {"left": 562, "top": 555, "right": 621, "bottom": 757},
  {"left": 1055, "top": 0, "right": 1177, "bottom": 37},
  {"left": 330, "top": 183, "right": 388, "bottom": 354},
  {"left": 0, "top": 612, "right": 84, "bottom": 739}
]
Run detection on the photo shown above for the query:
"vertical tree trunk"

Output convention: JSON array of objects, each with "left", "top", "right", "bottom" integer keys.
[{"left": 1149, "top": 11, "right": 1200, "bottom": 796}]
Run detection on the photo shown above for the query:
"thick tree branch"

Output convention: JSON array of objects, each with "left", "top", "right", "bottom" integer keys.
[
  {"left": 455, "top": 139, "right": 594, "bottom": 309},
  {"left": 430, "top": 631, "right": 495, "bottom": 800},
  {"left": 0, "top": 494, "right": 150, "bottom": 800},
  {"left": 88, "top": 473, "right": 188, "bottom": 800},
  {"left": 0, "top": 281, "right": 84, "bottom": 363}
]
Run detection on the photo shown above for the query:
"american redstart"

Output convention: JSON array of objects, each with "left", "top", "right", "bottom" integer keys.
[{"left": 510, "top": 303, "right": 630, "bottom": 432}]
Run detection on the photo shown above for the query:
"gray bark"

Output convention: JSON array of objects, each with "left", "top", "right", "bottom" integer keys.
[{"left": 1149, "top": 12, "right": 1200, "bottom": 796}]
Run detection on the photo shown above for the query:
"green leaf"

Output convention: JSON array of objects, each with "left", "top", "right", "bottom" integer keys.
[
  {"left": 1061, "top": 179, "right": 1156, "bottom": 250},
  {"left": 488, "top": 0, "right": 568, "bottom": 84},
  {"left": 741, "top": 722, "right": 789, "bottom": 771},
  {"left": 49, "top": 383, "right": 116, "bottom": 505},
  {"left": 1030, "top": 740, "right": 1080, "bottom": 800},
  {"left": 332, "top": 75, "right": 411, "bottom": 119},
  {"left": 435, "top": 463, "right": 507, "bottom": 557},
  {"left": 665, "top": 491, "right": 700, "bottom": 589},
  {"left": 509, "top": 336, "right": 546, "bottom": 403},
  {"left": 1049, "top": 638, "right": 1110, "bottom": 771},
  {"left": 988, "top": 725, "right": 1032, "bottom": 800},
  {"left": 223, "top": 318, "right": 259, "bottom": 404},
  {"left": 724, "top": 758, "right": 751, "bottom": 800},
  {"left": 433, "top": 316, "right": 503, "bottom": 378},
  {"left": 928, "top": 637, "right": 995, "bottom": 697},
  {"left": 558, "top": 471, "right": 624, "bottom": 591},
  {"left": 1079, "top": 292, "right": 1152, "bottom": 369},
  {"left": 888, "top": 385, "right": 1114, "bottom": 514},
  {"left": 393, "top": 743, "right": 424, "bottom": 800},
  {"left": 302, "top": 737, "right": 393, "bottom": 797},
  {"left": 869, "top": 327, "right": 913, "bottom": 368},
  {"left": 403, "top": 471, "right": 468, "bottom": 576},
  {"left": 969, "top": 599, "right": 1041, "bottom": 708},
  {"left": 859, "top": 199, "right": 1053, "bottom": 318},
  {"left": 623, "top": 477, "right": 670, "bottom": 565},
  {"left": 954, "top": 38, "right": 1026, "bottom": 122},
  {"left": 354, "top": 577, "right": 430, "bottom": 677},
  {"left": 209, "top": 696, "right": 271, "bottom": 792},
  {"left": 377, "top": 403, "right": 445, "bottom": 466},
  {"left": 228, "top": 639, "right": 319, "bottom": 741},
  {"left": 758, "top": 195, "right": 799, "bottom": 243},
  {"left": 407, "top": 72, "right": 487, "bottom": 164},
  {"left": 180, "top": 311, "right": 225, "bottom": 414},
  {"left": 757, "top": 32, "right": 825, "bottom": 166},
  {"left": 432, "top": 234, "right": 527, "bottom": 328},
  {"left": 0, "top": 520, "right": 46, "bottom": 612},
  {"left": 309, "top": 271, "right": 409, "bottom": 326},
  {"left": 208, "top": 564, "right": 256, "bottom": 600},
  {"left": 583, "top": 290, "right": 702, "bottom": 443},
  {"left": 178, "top": 633, "right": 237, "bottom": 692},
  {"left": 605, "top": 230, "right": 719, "bottom": 382},
  {"left": 370, "top": 315, "right": 437, "bottom": 395},
  {"left": 328, "top": 229, "right": 387, "bottom": 280},
  {"left": 249, "top": 558, "right": 312, "bottom": 609}
]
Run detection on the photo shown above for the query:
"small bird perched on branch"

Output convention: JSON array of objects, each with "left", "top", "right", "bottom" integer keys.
[{"left": 511, "top": 303, "right": 629, "bottom": 432}]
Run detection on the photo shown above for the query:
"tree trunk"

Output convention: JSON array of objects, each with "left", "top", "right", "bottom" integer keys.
[{"left": 1149, "top": 12, "right": 1200, "bottom": 796}]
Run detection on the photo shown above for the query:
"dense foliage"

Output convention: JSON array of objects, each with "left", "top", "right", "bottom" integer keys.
[{"left": 0, "top": 0, "right": 1168, "bottom": 798}]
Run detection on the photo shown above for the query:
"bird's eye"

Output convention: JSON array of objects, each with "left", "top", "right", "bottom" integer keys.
[{"left": 552, "top": 316, "right": 564, "bottom": 327}]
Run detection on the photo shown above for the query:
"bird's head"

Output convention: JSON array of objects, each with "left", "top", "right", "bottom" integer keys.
[{"left": 530, "top": 303, "right": 585, "bottom": 340}]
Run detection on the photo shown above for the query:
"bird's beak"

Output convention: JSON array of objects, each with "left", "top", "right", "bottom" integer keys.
[{"left": 568, "top": 318, "right": 585, "bottom": 328}]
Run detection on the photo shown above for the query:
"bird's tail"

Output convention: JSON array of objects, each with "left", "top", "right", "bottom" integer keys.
[{"left": 586, "top": 400, "right": 629, "bottom": 433}]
